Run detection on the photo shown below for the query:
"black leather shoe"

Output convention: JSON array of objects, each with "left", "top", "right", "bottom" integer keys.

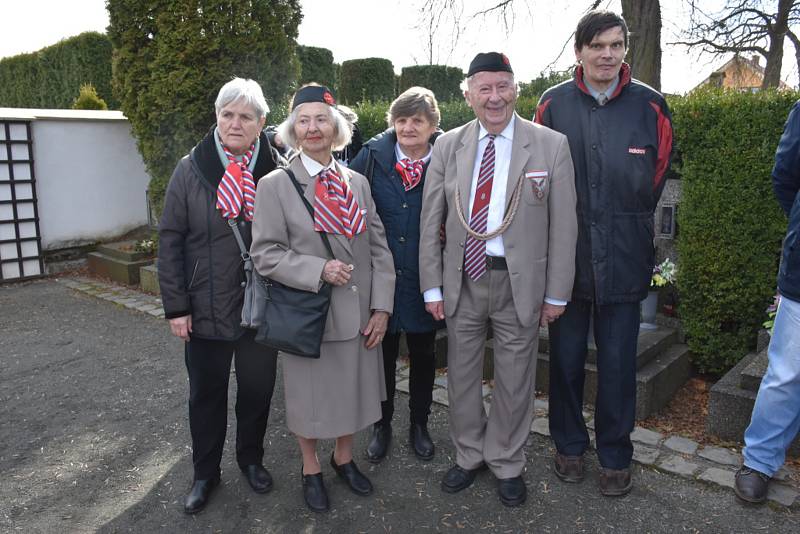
[
  {"left": 441, "top": 464, "right": 484, "bottom": 494},
  {"left": 366, "top": 422, "right": 392, "bottom": 463},
  {"left": 410, "top": 423, "right": 435, "bottom": 461},
  {"left": 497, "top": 476, "right": 527, "bottom": 507},
  {"left": 301, "top": 470, "right": 329, "bottom": 513},
  {"left": 183, "top": 477, "right": 220, "bottom": 514},
  {"left": 330, "top": 454, "right": 373, "bottom": 496},
  {"left": 734, "top": 466, "right": 770, "bottom": 504},
  {"left": 241, "top": 464, "right": 273, "bottom": 494}
]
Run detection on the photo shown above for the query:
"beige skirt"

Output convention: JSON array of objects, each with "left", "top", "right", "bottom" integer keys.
[{"left": 281, "top": 335, "right": 386, "bottom": 439}]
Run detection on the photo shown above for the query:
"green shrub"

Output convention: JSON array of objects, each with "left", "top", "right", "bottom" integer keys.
[
  {"left": 108, "top": 0, "right": 302, "bottom": 217},
  {"left": 519, "top": 69, "right": 572, "bottom": 99},
  {"left": 673, "top": 88, "right": 798, "bottom": 374},
  {"left": 72, "top": 83, "right": 108, "bottom": 110},
  {"left": 399, "top": 65, "right": 464, "bottom": 102},
  {"left": 0, "top": 32, "right": 115, "bottom": 109},
  {"left": 297, "top": 45, "right": 336, "bottom": 88},
  {"left": 339, "top": 58, "right": 395, "bottom": 104}
]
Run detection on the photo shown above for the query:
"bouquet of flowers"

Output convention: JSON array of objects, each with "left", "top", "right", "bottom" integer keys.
[{"left": 651, "top": 258, "right": 676, "bottom": 288}]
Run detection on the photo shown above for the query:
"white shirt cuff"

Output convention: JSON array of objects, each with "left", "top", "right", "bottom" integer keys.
[
  {"left": 423, "top": 287, "right": 443, "bottom": 302},
  {"left": 544, "top": 297, "right": 567, "bottom": 306}
]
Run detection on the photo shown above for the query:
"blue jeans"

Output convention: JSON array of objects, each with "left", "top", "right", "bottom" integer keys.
[{"left": 742, "top": 295, "right": 800, "bottom": 477}]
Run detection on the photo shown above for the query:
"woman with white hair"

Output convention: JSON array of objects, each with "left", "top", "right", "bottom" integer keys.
[
  {"left": 158, "top": 77, "right": 282, "bottom": 514},
  {"left": 250, "top": 84, "right": 395, "bottom": 513}
]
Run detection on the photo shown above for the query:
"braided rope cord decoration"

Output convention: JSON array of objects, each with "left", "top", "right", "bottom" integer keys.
[{"left": 453, "top": 173, "right": 525, "bottom": 241}]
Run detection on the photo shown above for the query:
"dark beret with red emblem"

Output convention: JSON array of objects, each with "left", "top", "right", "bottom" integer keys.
[
  {"left": 291, "top": 85, "right": 336, "bottom": 110},
  {"left": 467, "top": 52, "right": 513, "bottom": 77}
]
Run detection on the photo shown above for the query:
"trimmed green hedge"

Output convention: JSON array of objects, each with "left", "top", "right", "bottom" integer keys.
[
  {"left": 673, "top": 88, "right": 798, "bottom": 374},
  {"left": 297, "top": 45, "right": 336, "bottom": 89},
  {"left": 339, "top": 58, "right": 395, "bottom": 104},
  {"left": 353, "top": 96, "right": 539, "bottom": 140},
  {"left": 0, "top": 32, "right": 115, "bottom": 109},
  {"left": 399, "top": 65, "right": 464, "bottom": 102}
]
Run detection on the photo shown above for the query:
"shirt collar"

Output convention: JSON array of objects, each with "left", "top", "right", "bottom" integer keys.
[
  {"left": 478, "top": 113, "right": 515, "bottom": 142},
  {"left": 584, "top": 76, "right": 619, "bottom": 103},
  {"left": 300, "top": 151, "right": 336, "bottom": 177},
  {"left": 395, "top": 143, "right": 432, "bottom": 164}
]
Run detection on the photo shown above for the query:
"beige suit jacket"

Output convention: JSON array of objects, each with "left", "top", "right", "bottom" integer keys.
[
  {"left": 251, "top": 156, "right": 395, "bottom": 342},
  {"left": 419, "top": 113, "right": 578, "bottom": 328}
]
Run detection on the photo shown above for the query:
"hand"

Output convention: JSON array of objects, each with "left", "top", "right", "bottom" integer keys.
[
  {"left": 363, "top": 311, "right": 389, "bottom": 349},
  {"left": 169, "top": 314, "right": 192, "bottom": 342},
  {"left": 425, "top": 300, "right": 445, "bottom": 321},
  {"left": 273, "top": 132, "right": 284, "bottom": 148},
  {"left": 322, "top": 260, "right": 353, "bottom": 286},
  {"left": 540, "top": 303, "right": 565, "bottom": 327}
]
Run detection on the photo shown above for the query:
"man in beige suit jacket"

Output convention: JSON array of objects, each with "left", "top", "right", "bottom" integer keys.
[{"left": 419, "top": 52, "right": 578, "bottom": 507}]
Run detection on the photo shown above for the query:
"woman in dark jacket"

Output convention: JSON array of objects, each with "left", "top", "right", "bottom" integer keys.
[
  {"left": 349, "top": 86, "right": 443, "bottom": 463},
  {"left": 158, "top": 78, "right": 281, "bottom": 514}
]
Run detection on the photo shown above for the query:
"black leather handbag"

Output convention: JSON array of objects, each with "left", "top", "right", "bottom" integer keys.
[{"left": 253, "top": 168, "right": 335, "bottom": 358}]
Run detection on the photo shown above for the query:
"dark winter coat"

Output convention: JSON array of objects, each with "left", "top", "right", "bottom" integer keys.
[
  {"left": 772, "top": 100, "right": 800, "bottom": 303},
  {"left": 158, "top": 127, "right": 281, "bottom": 340},
  {"left": 535, "top": 64, "right": 673, "bottom": 304},
  {"left": 350, "top": 127, "right": 443, "bottom": 333}
]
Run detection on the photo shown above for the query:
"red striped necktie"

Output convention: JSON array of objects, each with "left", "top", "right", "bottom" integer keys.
[
  {"left": 395, "top": 158, "right": 424, "bottom": 191},
  {"left": 216, "top": 143, "right": 256, "bottom": 221},
  {"left": 464, "top": 134, "right": 496, "bottom": 280},
  {"left": 313, "top": 168, "right": 367, "bottom": 239}
]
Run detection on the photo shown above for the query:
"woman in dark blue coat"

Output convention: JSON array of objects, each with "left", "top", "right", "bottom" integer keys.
[{"left": 350, "top": 86, "right": 443, "bottom": 463}]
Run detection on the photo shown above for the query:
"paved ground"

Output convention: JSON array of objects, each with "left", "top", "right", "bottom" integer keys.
[{"left": 1, "top": 279, "right": 797, "bottom": 533}]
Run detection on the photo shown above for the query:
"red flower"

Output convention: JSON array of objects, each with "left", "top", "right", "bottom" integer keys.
[
  {"left": 501, "top": 53, "right": 510, "bottom": 65},
  {"left": 323, "top": 91, "right": 335, "bottom": 105}
]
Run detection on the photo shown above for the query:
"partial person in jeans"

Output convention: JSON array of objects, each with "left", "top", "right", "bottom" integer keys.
[
  {"left": 735, "top": 100, "right": 800, "bottom": 504},
  {"left": 349, "top": 86, "right": 444, "bottom": 463},
  {"left": 158, "top": 78, "right": 281, "bottom": 514}
]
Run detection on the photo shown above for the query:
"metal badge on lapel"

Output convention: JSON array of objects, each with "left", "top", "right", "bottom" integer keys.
[{"left": 525, "top": 170, "right": 548, "bottom": 200}]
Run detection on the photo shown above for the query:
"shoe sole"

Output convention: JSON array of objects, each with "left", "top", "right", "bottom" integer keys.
[
  {"left": 554, "top": 469, "right": 584, "bottom": 484},
  {"left": 441, "top": 479, "right": 475, "bottom": 494},
  {"left": 183, "top": 479, "right": 220, "bottom": 514},
  {"left": 499, "top": 494, "right": 527, "bottom": 507},
  {"left": 733, "top": 487, "right": 767, "bottom": 504},
  {"left": 599, "top": 482, "right": 632, "bottom": 497},
  {"left": 366, "top": 454, "right": 386, "bottom": 464}
]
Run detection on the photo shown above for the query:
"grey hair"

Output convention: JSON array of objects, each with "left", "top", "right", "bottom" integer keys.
[
  {"left": 215, "top": 77, "right": 269, "bottom": 118},
  {"left": 276, "top": 103, "right": 353, "bottom": 152}
]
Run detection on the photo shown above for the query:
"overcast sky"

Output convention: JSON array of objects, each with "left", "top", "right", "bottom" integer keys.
[{"left": 1, "top": 0, "right": 797, "bottom": 95}]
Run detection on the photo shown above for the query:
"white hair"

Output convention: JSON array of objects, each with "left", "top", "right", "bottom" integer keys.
[
  {"left": 460, "top": 72, "right": 518, "bottom": 93},
  {"left": 276, "top": 103, "right": 353, "bottom": 152},
  {"left": 215, "top": 77, "right": 269, "bottom": 118}
]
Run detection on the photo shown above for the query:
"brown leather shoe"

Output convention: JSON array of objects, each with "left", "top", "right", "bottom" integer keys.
[
  {"left": 554, "top": 453, "right": 584, "bottom": 483},
  {"left": 599, "top": 467, "right": 632, "bottom": 496},
  {"left": 734, "top": 466, "right": 769, "bottom": 504}
]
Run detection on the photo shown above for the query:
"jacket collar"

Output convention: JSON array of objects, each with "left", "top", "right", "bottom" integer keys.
[
  {"left": 190, "top": 126, "right": 278, "bottom": 191},
  {"left": 574, "top": 62, "right": 631, "bottom": 102}
]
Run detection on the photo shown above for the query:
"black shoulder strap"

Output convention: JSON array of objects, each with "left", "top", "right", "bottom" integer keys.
[{"left": 283, "top": 168, "right": 335, "bottom": 259}]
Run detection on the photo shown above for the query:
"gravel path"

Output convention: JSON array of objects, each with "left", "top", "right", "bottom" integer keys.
[{"left": 1, "top": 279, "right": 796, "bottom": 533}]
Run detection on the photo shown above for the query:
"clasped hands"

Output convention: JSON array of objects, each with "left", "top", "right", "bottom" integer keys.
[{"left": 323, "top": 260, "right": 388, "bottom": 349}]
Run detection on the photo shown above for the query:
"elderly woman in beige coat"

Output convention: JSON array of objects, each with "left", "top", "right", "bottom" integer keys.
[{"left": 250, "top": 84, "right": 395, "bottom": 513}]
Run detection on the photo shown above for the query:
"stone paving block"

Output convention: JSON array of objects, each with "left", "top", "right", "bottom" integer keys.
[
  {"left": 531, "top": 418, "right": 549, "bottom": 436},
  {"left": 658, "top": 455, "right": 700, "bottom": 477},
  {"left": 481, "top": 383, "right": 492, "bottom": 398},
  {"left": 484, "top": 400, "right": 491, "bottom": 416},
  {"left": 773, "top": 466, "right": 790, "bottom": 482},
  {"left": 135, "top": 304, "right": 159, "bottom": 312},
  {"left": 767, "top": 484, "right": 799, "bottom": 507},
  {"left": 147, "top": 308, "right": 165, "bottom": 317},
  {"left": 698, "top": 468, "right": 735, "bottom": 489},
  {"left": 398, "top": 365, "right": 410, "bottom": 378},
  {"left": 534, "top": 398, "right": 549, "bottom": 411},
  {"left": 434, "top": 376, "right": 448, "bottom": 388},
  {"left": 697, "top": 446, "right": 740, "bottom": 467},
  {"left": 396, "top": 379, "right": 409, "bottom": 393},
  {"left": 663, "top": 436, "right": 699, "bottom": 455},
  {"left": 124, "top": 300, "right": 143, "bottom": 309},
  {"left": 631, "top": 427, "right": 663, "bottom": 446},
  {"left": 586, "top": 418, "right": 595, "bottom": 430},
  {"left": 632, "top": 444, "right": 659, "bottom": 465},
  {"left": 432, "top": 388, "right": 449, "bottom": 406}
]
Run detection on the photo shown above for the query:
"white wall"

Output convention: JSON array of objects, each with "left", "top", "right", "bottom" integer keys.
[{"left": 0, "top": 109, "right": 151, "bottom": 250}]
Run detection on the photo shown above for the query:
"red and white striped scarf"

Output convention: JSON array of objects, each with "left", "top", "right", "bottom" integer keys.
[
  {"left": 313, "top": 168, "right": 366, "bottom": 239},
  {"left": 215, "top": 143, "right": 256, "bottom": 221},
  {"left": 395, "top": 158, "right": 424, "bottom": 191}
]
